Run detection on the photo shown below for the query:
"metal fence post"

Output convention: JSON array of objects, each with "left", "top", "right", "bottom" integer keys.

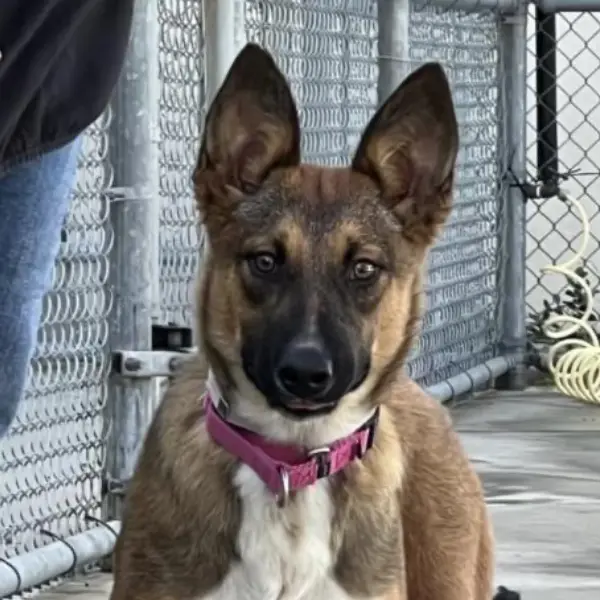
[
  {"left": 203, "top": 0, "right": 247, "bottom": 103},
  {"left": 377, "top": 0, "right": 410, "bottom": 105},
  {"left": 103, "top": 0, "right": 161, "bottom": 523},
  {"left": 496, "top": 2, "right": 529, "bottom": 391}
]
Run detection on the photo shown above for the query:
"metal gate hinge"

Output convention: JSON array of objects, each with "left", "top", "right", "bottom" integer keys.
[{"left": 112, "top": 349, "right": 195, "bottom": 378}]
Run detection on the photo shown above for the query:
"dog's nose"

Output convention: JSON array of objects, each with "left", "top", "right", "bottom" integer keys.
[{"left": 275, "top": 339, "right": 334, "bottom": 399}]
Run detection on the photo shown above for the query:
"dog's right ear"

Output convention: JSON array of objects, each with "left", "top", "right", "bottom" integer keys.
[{"left": 193, "top": 43, "right": 301, "bottom": 221}]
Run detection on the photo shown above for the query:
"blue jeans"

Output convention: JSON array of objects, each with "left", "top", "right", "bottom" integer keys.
[{"left": 0, "top": 139, "right": 81, "bottom": 437}]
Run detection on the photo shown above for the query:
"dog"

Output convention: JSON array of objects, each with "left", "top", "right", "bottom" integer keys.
[{"left": 109, "top": 43, "right": 495, "bottom": 600}]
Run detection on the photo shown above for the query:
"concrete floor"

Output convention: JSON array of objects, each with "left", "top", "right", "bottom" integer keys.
[
  {"left": 32, "top": 387, "right": 600, "bottom": 600},
  {"left": 455, "top": 388, "right": 600, "bottom": 599}
]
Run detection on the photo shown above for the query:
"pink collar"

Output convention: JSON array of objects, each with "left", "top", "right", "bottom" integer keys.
[{"left": 204, "top": 393, "right": 379, "bottom": 504}]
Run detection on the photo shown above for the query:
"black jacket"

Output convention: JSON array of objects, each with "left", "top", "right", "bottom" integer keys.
[{"left": 0, "top": 0, "right": 134, "bottom": 176}]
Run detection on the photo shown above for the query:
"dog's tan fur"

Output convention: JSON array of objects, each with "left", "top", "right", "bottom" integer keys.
[{"left": 110, "top": 43, "right": 494, "bottom": 600}]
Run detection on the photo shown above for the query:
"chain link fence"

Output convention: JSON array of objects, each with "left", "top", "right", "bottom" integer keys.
[
  {"left": 158, "top": 0, "right": 205, "bottom": 327},
  {"left": 0, "top": 115, "right": 114, "bottom": 565},
  {"left": 406, "top": 5, "right": 505, "bottom": 387},
  {"left": 0, "top": 0, "right": 534, "bottom": 595},
  {"left": 526, "top": 8, "right": 600, "bottom": 351},
  {"left": 246, "top": 0, "right": 380, "bottom": 166}
]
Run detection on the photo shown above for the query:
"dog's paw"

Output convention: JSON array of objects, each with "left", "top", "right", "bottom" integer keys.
[{"left": 493, "top": 585, "right": 521, "bottom": 600}]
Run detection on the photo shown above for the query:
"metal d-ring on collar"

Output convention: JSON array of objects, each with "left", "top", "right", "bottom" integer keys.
[
  {"left": 276, "top": 467, "right": 291, "bottom": 508},
  {"left": 276, "top": 445, "right": 331, "bottom": 508}
]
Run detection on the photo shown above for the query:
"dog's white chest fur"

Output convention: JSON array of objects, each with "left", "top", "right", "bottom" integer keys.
[{"left": 202, "top": 464, "right": 353, "bottom": 600}]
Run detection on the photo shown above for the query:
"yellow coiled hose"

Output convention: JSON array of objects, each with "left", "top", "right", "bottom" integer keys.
[{"left": 541, "top": 190, "right": 600, "bottom": 404}]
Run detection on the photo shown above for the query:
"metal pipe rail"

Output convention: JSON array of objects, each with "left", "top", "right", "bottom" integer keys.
[
  {"left": 0, "top": 522, "right": 121, "bottom": 598},
  {"left": 414, "top": 0, "right": 600, "bottom": 12}
]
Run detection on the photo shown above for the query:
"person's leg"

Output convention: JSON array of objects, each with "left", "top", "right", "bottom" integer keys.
[{"left": 0, "top": 138, "right": 82, "bottom": 437}]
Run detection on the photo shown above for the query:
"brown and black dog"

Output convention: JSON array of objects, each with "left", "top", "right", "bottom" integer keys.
[{"left": 110, "top": 43, "right": 495, "bottom": 600}]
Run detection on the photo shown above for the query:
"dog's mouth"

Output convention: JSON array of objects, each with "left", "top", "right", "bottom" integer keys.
[{"left": 278, "top": 398, "right": 338, "bottom": 419}]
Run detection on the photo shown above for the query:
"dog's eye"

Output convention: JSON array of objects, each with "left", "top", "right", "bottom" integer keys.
[
  {"left": 248, "top": 252, "right": 278, "bottom": 276},
  {"left": 350, "top": 259, "right": 381, "bottom": 283}
]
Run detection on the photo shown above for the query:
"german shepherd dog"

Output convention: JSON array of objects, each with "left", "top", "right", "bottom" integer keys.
[{"left": 110, "top": 43, "right": 494, "bottom": 600}]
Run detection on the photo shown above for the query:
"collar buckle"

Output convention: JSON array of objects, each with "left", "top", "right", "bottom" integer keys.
[{"left": 307, "top": 446, "right": 331, "bottom": 479}]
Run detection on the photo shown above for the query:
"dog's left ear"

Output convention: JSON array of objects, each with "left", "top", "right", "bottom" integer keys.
[
  {"left": 194, "top": 43, "right": 301, "bottom": 221},
  {"left": 352, "top": 63, "right": 459, "bottom": 246}
]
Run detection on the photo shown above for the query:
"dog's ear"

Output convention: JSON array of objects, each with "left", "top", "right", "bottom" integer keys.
[
  {"left": 352, "top": 63, "right": 459, "bottom": 246},
  {"left": 194, "top": 43, "right": 300, "bottom": 218}
]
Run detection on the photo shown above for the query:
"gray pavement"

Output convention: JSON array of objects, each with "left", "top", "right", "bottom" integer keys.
[
  {"left": 454, "top": 388, "right": 600, "bottom": 599},
  {"left": 32, "top": 387, "right": 600, "bottom": 600}
]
